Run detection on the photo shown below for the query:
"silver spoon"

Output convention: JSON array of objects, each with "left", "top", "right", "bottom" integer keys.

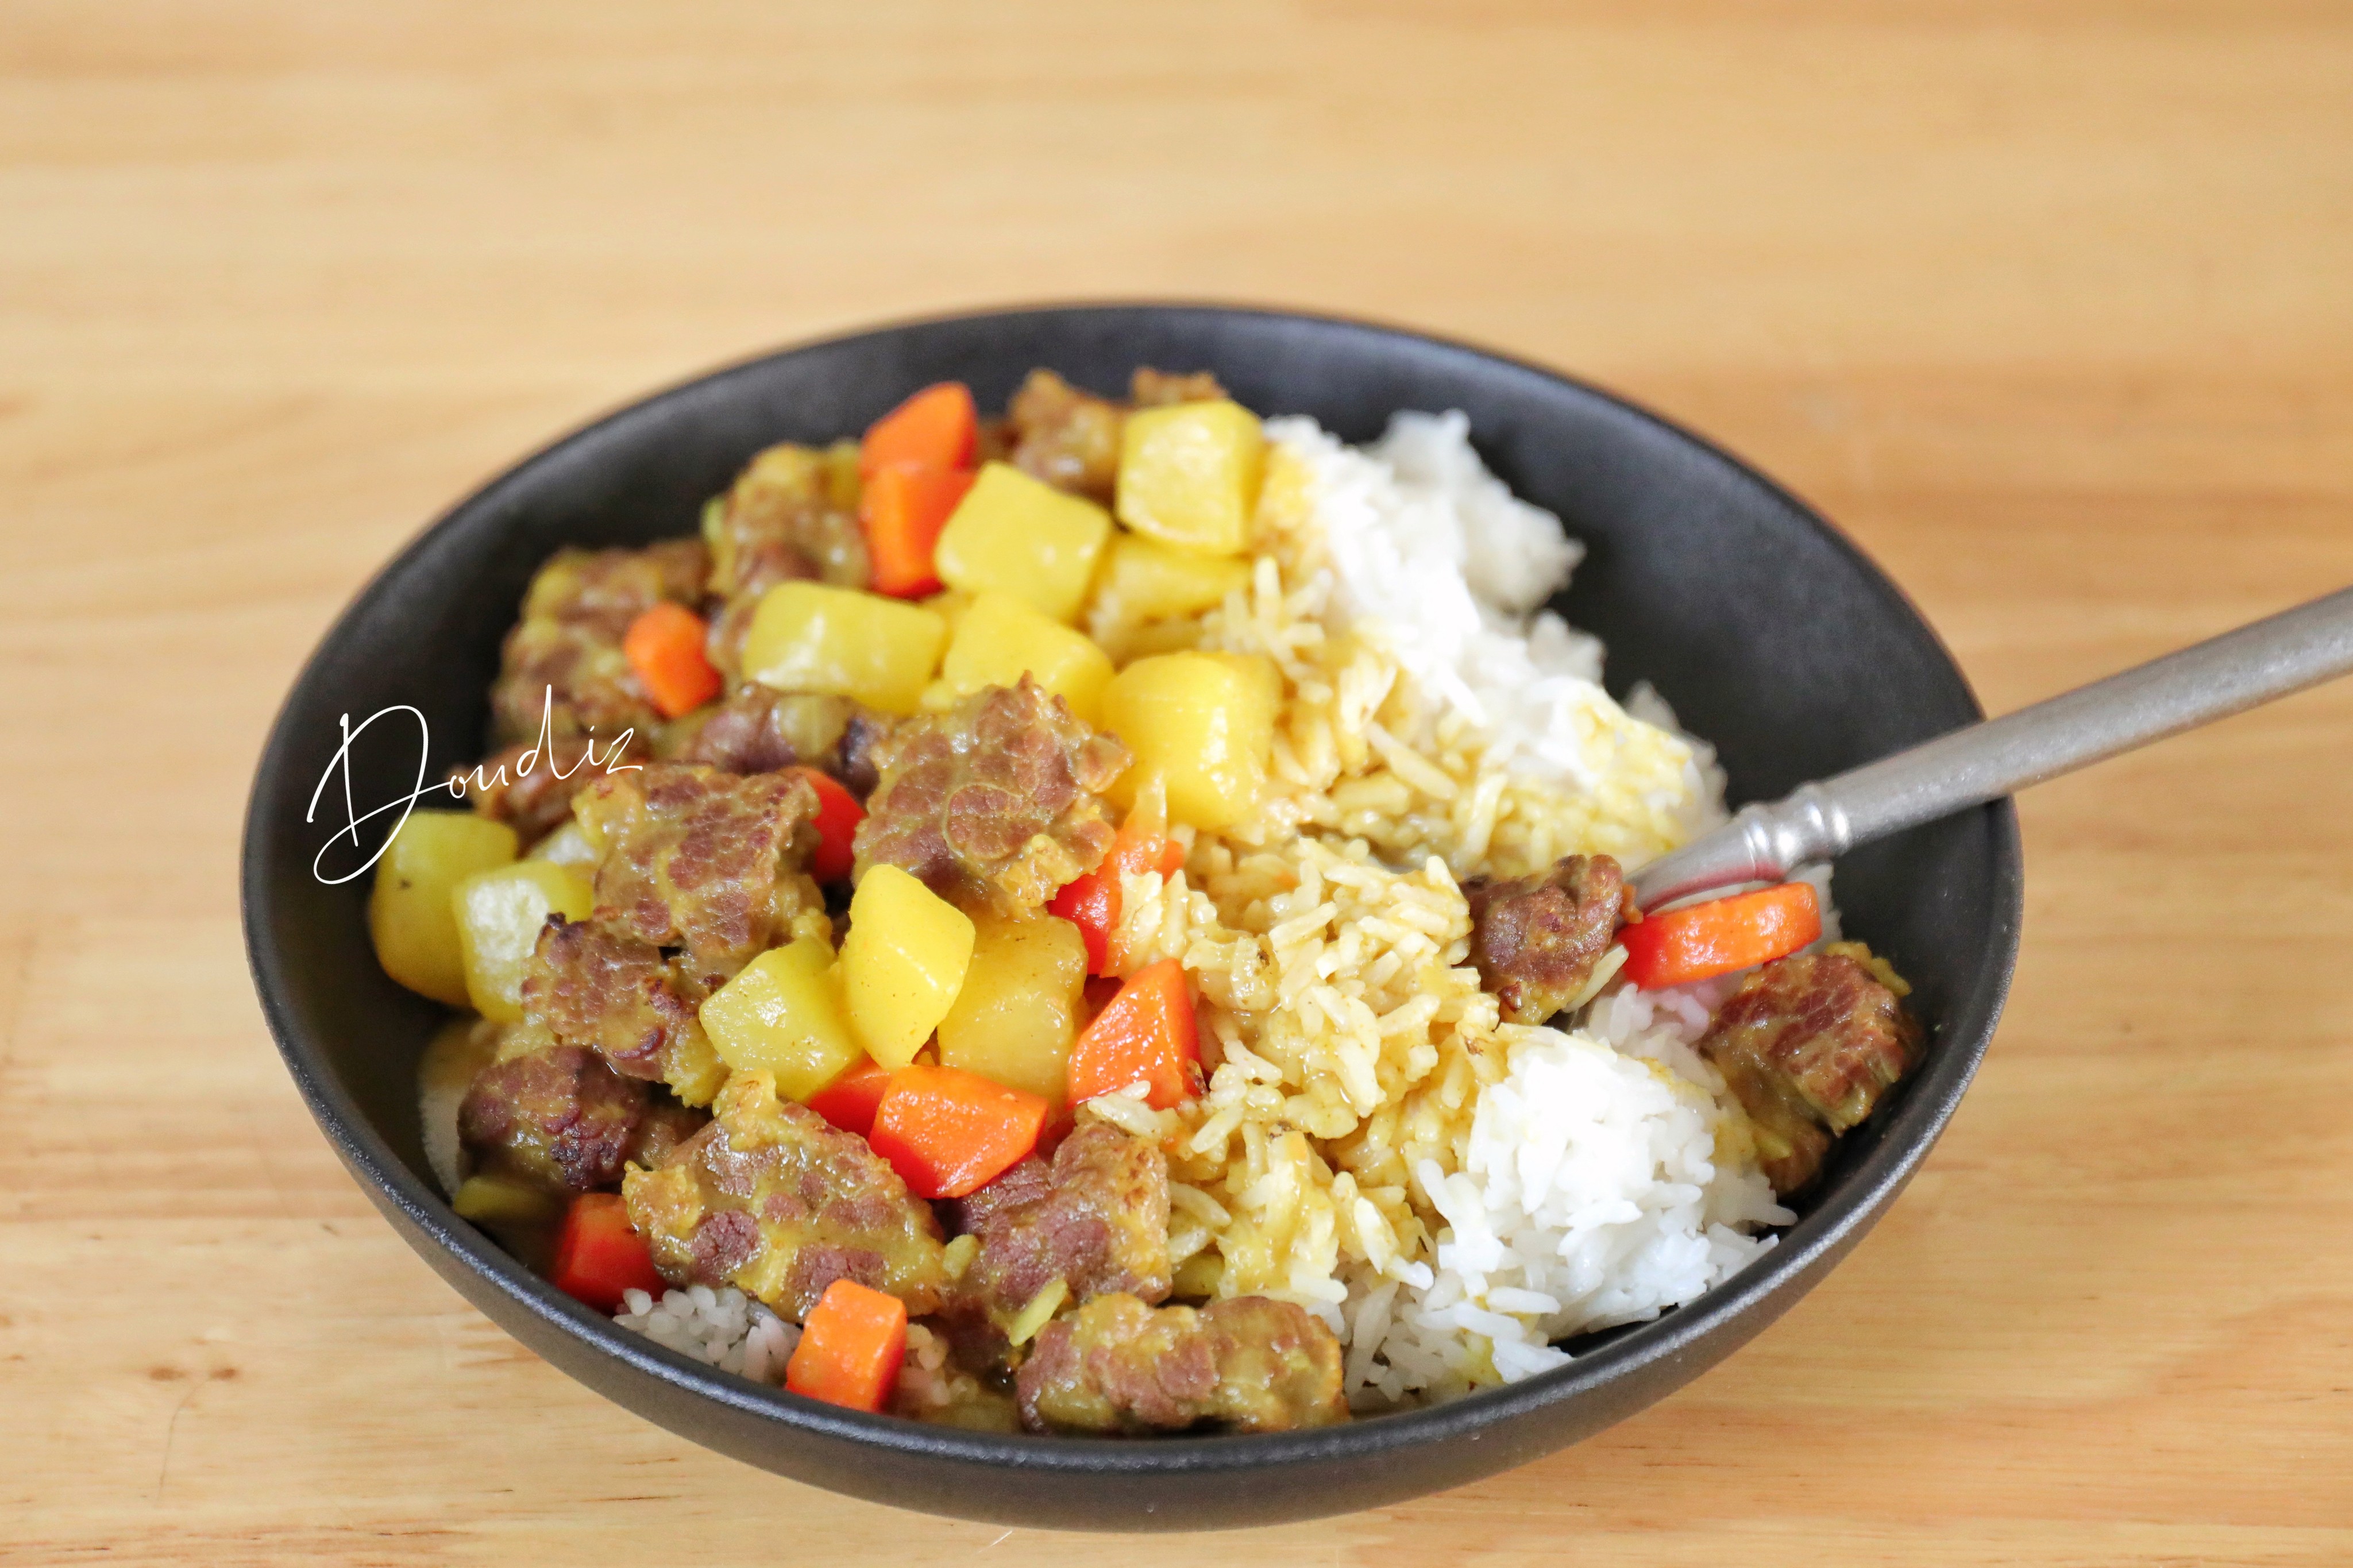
[{"left": 1629, "top": 585, "right": 2353, "bottom": 912}]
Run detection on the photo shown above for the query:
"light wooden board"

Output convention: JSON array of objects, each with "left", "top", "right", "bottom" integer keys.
[{"left": 3, "top": 3, "right": 2350, "bottom": 1562}]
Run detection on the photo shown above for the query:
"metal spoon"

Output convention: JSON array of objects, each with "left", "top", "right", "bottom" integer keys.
[{"left": 1629, "top": 585, "right": 2353, "bottom": 912}]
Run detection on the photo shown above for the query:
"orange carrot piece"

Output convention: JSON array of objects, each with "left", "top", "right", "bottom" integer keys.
[
  {"left": 805, "top": 1057, "right": 892, "bottom": 1139},
  {"left": 623, "top": 602, "right": 723, "bottom": 719},
  {"left": 861, "top": 463, "right": 977, "bottom": 598},
  {"left": 1067, "top": 957, "right": 1201, "bottom": 1110},
  {"left": 859, "top": 383, "right": 977, "bottom": 478},
  {"left": 867, "top": 1064, "right": 1050, "bottom": 1200},
  {"left": 1618, "top": 882, "right": 1822, "bottom": 990},
  {"left": 1046, "top": 873, "right": 1116, "bottom": 973},
  {"left": 1050, "top": 781, "right": 1182, "bottom": 976},
  {"left": 785, "top": 1279, "right": 907, "bottom": 1413},
  {"left": 788, "top": 766, "right": 866, "bottom": 882},
  {"left": 549, "top": 1193, "right": 664, "bottom": 1313}
]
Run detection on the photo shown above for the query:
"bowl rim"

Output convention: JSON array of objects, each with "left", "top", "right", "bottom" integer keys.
[{"left": 241, "top": 299, "right": 2023, "bottom": 1482}]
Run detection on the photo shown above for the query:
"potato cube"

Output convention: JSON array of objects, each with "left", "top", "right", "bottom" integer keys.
[
  {"left": 369, "top": 810, "right": 520, "bottom": 1006},
  {"left": 451, "top": 860, "right": 596, "bottom": 1023},
  {"left": 699, "top": 937, "right": 867, "bottom": 1102},
  {"left": 937, "top": 914, "right": 1088, "bottom": 1106},
  {"left": 1090, "top": 532, "right": 1251, "bottom": 625},
  {"left": 936, "top": 591, "right": 1116, "bottom": 727},
  {"left": 934, "top": 462, "right": 1112, "bottom": 623},
  {"left": 1099, "top": 651, "right": 1279, "bottom": 831},
  {"left": 1114, "top": 400, "right": 1265, "bottom": 557},
  {"left": 839, "top": 864, "right": 975, "bottom": 1068},
  {"left": 742, "top": 581, "right": 946, "bottom": 715}
]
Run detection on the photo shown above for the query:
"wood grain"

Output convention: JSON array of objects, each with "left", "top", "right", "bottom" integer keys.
[{"left": 3, "top": 2, "right": 2350, "bottom": 1562}]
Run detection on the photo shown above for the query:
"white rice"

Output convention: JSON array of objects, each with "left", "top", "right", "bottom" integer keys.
[
  {"left": 613, "top": 1287, "right": 973, "bottom": 1411},
  {"left": 1269, "top": 410, "right": 1663, "bottom": 801},
  {"left": 1268, "top": 410, "right": 1815, "bottom": 1401},
  {"left": 616, "top": 1285, "right": 800, "bottom": 1384}
]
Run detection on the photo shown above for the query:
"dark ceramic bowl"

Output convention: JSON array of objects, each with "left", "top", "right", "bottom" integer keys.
[{"left": 241, "top": 304, "right": 2021, "bottom": 1530}]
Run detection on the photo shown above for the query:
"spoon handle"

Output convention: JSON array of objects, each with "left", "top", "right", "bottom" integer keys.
[{"left": 1629, "top": 585, "right": 2353, "bottom": 911}]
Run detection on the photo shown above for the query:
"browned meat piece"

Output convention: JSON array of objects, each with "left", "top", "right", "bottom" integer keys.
[
  {"left": 704, "top": 441, "right": 869, "bottom": 677},
  {"left": 853, "top": 678, "right": 1129, "bottom": 914},
  {"left": 457, "top": 1043, "right": 704, "bottom": 1196},
  {"left": 1465, "top": 854, "right": 1633, "bottom": 1024},
  {"left": 677, "top": 684, "right": 896, "bottom": 800},
  {"left": 1129, "top": 367, "right": 1228, "bottom": 406},
  {"left": 490, "top": 542, "right": 709, "bottom": 744},
  {"left": 835, "top": 706, "right": 893, "bottom": 800},
  {"left": 448, "top": 735, "right": 599, "bottom": 845},
  {"left": 1007, "top": 370, "right": 1124, "bottom": 501},
  {"left": 572, "top": 763, "right": 826, "bottom": 979},
  {"left": 1699, "top": 945, "right": 1922, "bottom": 1195},
  {"left": 945, "top": 1125, "right": 1171, "bottom": 1355},
  {"left": 1015, "top": 1294, "right": 1350, "bottom": 1435},
  {"left": 623, "top": 1070, "right": 947, "bottom": 1319},
  {"left": 523, "top": 918, "right": 728, "bottom": 1106}
]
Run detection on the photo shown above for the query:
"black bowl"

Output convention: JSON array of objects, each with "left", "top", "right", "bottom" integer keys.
[{"left": 242, "top": 304, "right": 2021, "bottom": 1530}]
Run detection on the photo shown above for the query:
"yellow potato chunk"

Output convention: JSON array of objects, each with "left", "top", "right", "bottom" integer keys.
[
  {"left": 699, "top": 937, "right": 867, "bottom": 1103},
  {"left": 1090, "top": 532, "right": 1251, "bottom": 625},
  {"left": 1100, "top": 651, "right": 1279, "bottom": 831},
  {"left": 742, "top": 581, "right": 946, "bottom": 716},
  {"left": 936, "top": 591, "right": 1116, "bottom": 727},
  {"left": 934, "top": 461, "right": 1113, "bottom": 623},
  {"left": 369, "top": 811, "right": 520, "bottom": 1006},
  {"left": 937, "top": 913, "right": 1088, "bottom": 1106},
  {"left": 839, "top": 864, "right": 975, "bottom": 1069},
  {"left": 451, "top": 861, "right": 596, "bottom": 1024},
  {"left": 1114, "top": 400, "right": 1266, "bottom": 557}
]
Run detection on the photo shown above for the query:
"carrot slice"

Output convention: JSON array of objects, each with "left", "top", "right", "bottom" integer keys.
[
  {"left": 804, "top": 1057, "right": 892, "bottom": 1139},
  {"left": 549, "top": 1193, "right": 664, "bottom": 1313},
  {"left": 867, "top": 1064, "right": 1050, "bottom": 1200},
  {"left": 1618, "top": 882, "right": 1822, "bottom": 990},
  {"left": 623, "top": 602, "right": 723, "bottom": 719},
  {"left": 785, "top": 1279, "right": 907, "bottom": 1413},
  {"left": 1046, "top": 872, "right": 1116, "bottom": 973},
  {"left": 1067, "top": 957, "right": 1201, "bottom": 1110},
  {"left": 861, "top": 463, "right": 977, "bottom": 598},
  {"left": 859, "top": 383, "right": 977, "bottom": 478},
  {"left": 1048, "top": 781, "right": 1182, "bottom": 976},
  {"left": 788, "top": 766, "right": 866, "bottom": 883}
]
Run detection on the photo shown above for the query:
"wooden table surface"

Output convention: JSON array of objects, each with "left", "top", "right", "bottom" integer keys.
[{"left": 6, "top": 3, "right": 2350, "bottom": 1562}]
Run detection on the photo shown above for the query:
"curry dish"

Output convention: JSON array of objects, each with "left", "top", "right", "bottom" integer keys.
[{"left": 371, "top": 369, "right": 1919, "bottom": 1432}]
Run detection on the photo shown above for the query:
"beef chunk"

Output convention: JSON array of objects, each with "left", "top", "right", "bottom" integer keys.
[
  {"left": 457, "top": 1043, "right": 704, "bottom": 1196},
  {"left": 853, "top": 678, "right": 1129, "bottom": 915},
  {"left": 490, "top": 542, "right": 709, "bottom": 744},
  {"left": 945, "top": 1125, "right": 1171, "bottom": 1355},
  {"left": 1008, "top": 370, "right": 1124, "bottom": 501},
  {"left": 678, "top": 685, "right": 895, "bottom": 801},
  {"left": 622, "top": 1070, "right": 947, "bottom": 1319},
  {"left": 448, "top": 735, "right": 600, "bottom": 845},
  {"left": 1015, "top": 1294, "right": 1349, "bottom": 1435},
  {"left": 1128, "top": 367, "right": 1228, "bottom": 407},
  {"left": 522, "top": 918, "right": 728, "bottom": 1107},
  {"left": 572, "top": 763, "right": 824, "bottom": 979},
  {"left": 704, "top": 441, "right": 868, "bottom": 677},
  {"left": 1698, "top": 945, "right": 1922, "bottom": 1195},
  {"left": 1465, "top": 854, "right": 1633, "bottom": 1024}
]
